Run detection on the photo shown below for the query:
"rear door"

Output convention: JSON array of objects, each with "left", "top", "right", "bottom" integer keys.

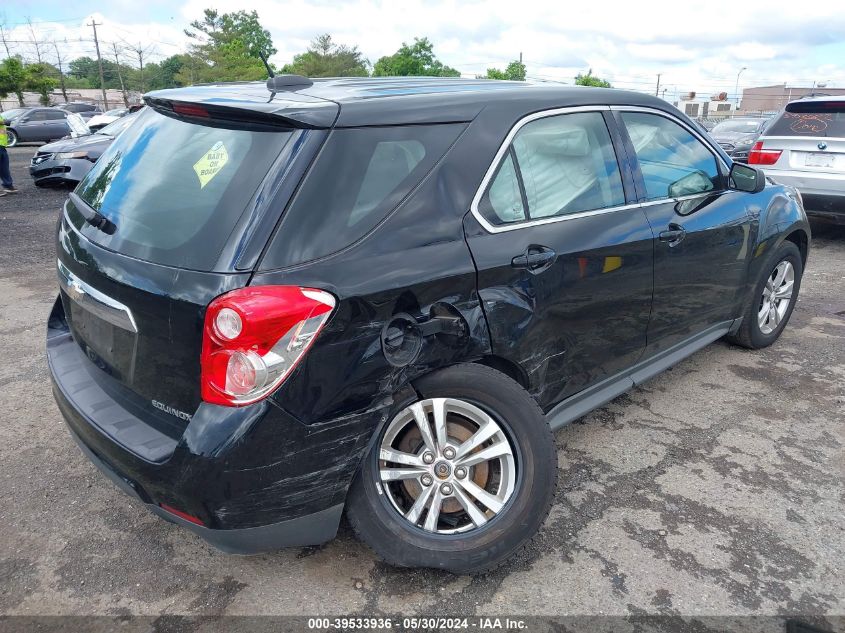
[
  {"left": 56, "top": 104, "right": 331, "bottom": 420},
  {"left": 615, "top": 108, "right": 753, "bottom": 353},
  {"left": 464, "top": 107, "right": 654, "bottom": 410}
]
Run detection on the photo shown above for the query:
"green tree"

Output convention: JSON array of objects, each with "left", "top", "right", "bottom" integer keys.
[
  {"left": 0, "top": 57, "right": 28, "bottom": 106},
  {"left": 68, "top": 56, "right": 131, "bottom": 90},
  {"left": 131, "top": 55, "right": 186, "bottom": 91},
  {"left": 372, "top": 37, "right": 460, "bottom": 77},
  {"left": 157, "top": 55, "right": 186, "bottom": 88},
  {"left": 282, "top": 34, "right": 368, "bottom": 77},
  {"left": 574, "top": 69, "right": 612, "bottom": 88},
  {"left": 485, "top": 60, "right": 526, "bottom": 81},
  {"left": 179, "top": 9, "right": 276, "bottom": 84},
  {"left": 25, "top": 63, "right": 58, "bottom": 105}
]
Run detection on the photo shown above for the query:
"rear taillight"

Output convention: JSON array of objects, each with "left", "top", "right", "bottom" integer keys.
[
  {"left": 201, "top": 286, "right": 336, "bottom": 406},
  {"left": 748, "top": 141, "right": 782, "bottom": 166}
]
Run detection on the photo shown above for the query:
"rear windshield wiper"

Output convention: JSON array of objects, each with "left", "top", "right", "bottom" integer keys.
[{"left": 69, "top": 192, "right": 117, "bottom": 235}]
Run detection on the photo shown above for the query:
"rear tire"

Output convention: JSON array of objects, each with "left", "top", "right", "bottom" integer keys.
[
  {"left": 346, "top": 363, "right": 557, "bottom": 573},
  {"left": 727, "top": 241, "right": 803, "bottom": 349}
]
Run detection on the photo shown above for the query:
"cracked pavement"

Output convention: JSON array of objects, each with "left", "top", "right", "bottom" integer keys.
[{"left": 0, "top": 146, "right": 843, "bottom": 628}]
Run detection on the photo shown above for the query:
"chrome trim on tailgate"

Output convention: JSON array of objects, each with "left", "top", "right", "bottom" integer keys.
[{"left": 57, "top": 259, "right": 138, "bottom": 333}]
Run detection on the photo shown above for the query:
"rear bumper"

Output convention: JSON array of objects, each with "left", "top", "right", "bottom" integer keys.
[
  {"left": 65, "top": 424, "right": 342, "bottom": 554},
  {"left": 764, "top": 170, "right": 845, "bottom": 219},
  {"left": 47, "top": 297, "right": 374, "bottom": 553}
]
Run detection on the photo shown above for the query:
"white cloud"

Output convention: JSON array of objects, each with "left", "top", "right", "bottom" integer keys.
[{"left": 4, "top": 0, "right": 845, "bottom": 97}]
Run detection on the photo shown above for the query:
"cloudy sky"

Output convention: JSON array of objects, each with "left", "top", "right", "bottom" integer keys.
[{"left": 2, "top": 0, "right": 844, "bottom": 100}]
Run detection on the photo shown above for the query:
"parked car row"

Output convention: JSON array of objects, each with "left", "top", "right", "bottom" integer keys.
[
  {"left": 30, "top": 111, "right": 140, "bottom": 186},
  {"left": 1, "top": 103, "right": 137, "bottom": 147},
  {"left": 1, "top": 107, "right": 89, "bottom": 147}
]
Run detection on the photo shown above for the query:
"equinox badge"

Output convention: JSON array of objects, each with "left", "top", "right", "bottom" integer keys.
[{"left": 151, "top": 400, "right": 193, "bottom": 421}]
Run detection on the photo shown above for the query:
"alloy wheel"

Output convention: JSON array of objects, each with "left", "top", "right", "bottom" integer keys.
[
  {"left": 758, "top": 260, "right": 794, "bottom": 335},
  {"left": 378, "top": 397, "right": 517, "bottom": 534}
]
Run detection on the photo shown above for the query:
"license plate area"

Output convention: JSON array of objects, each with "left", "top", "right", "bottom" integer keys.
[
  {"left": 63, "top": 291, "right": 138, "bottom": 383},
  {"left": 58, "top": 260, "right": 139, "bottom": 383},
  {"left": 805, "top": 152, "right": 834, "bottom": 168}
]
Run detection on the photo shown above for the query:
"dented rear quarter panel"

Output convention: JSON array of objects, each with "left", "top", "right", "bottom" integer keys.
[{"left": 240, "top": 115, "right": 518, "bottom": 521}]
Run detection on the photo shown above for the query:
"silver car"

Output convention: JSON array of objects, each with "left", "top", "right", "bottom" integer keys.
[{"left": 750, "top": 96, "right": 845, "bottom": 222}]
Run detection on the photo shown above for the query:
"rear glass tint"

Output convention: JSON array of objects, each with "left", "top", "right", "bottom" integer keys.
[
  {"left": 766, "top": 101, "right": 845, "bottom": 137},
  {"left": 70, "top": 107, "right": 296, "bottom": 270},
  {"left": 263, "top": 123, "right": 465, "bottom": 268}
]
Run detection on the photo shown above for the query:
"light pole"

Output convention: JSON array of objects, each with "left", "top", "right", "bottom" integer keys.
[{"left": 735, "top": 66, "right": 747, "bottom": 110}]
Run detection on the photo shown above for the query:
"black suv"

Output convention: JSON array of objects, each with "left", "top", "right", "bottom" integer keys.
[{"left": 48, "top": 77, "right": 810, "bottom": 573}]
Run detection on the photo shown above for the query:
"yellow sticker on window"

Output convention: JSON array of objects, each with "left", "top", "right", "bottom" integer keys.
[{"left": 193, "top": 142, "right": 229, "bottom": 189}]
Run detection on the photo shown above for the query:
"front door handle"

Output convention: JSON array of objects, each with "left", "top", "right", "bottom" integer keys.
[
  {"left": 658, "top": 223, "right": 686, "bottom": 246},
  {"left": 512, "top": 245, "right": 557, "bottom": 273}
]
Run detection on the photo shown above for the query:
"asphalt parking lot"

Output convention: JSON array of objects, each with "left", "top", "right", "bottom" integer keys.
[{"left": 0, "top": 145, "right": 843, "bottom": 628}]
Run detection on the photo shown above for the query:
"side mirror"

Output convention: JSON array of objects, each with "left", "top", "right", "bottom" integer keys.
[{"left": 729, "top": 162, "right": 765, "bottom": 194}]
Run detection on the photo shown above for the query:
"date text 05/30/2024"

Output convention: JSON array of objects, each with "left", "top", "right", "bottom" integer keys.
[{"left": 307, "top": 617, "right": 528, "bottom": 630}]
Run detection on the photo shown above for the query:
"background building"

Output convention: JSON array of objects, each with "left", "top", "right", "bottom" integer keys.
[{"left": 740, "top": 84, "right": 845, "bottom": 113}]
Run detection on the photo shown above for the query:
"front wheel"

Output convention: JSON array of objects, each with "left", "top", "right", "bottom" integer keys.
[
  {"left": 6, "top": 129, "right": 18, "bottom": 147},
  {"left": 728, "top": 240, "right": 803, "bottom": 349},
  {"left": 346, "top": 364, "right": 557, "bottom": 573}
]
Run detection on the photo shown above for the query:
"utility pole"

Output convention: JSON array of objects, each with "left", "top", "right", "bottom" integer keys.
[
  {"left": 111, "top": 42, "right": 128, "bottom": 107},
  {"left": 53, "top": 41, "right": 69, "bottom": 102},
  {"left": 655, "top": 73, "right": 661, "bottom": 96},
  {"left": 88, "top": 20, "right": 109, "bottom": 110}
]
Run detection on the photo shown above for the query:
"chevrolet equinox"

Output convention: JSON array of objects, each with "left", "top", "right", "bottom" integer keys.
[{"left": 48, "top": 77, "right": 810, "bottom": 573}]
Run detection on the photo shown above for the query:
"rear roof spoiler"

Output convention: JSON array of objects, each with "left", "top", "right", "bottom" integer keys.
[{"left": 144, "top": 91, "right": 338, "bottom": 130}]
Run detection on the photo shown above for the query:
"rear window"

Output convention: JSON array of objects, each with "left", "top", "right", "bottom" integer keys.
[
  {"left": 262, "top": 123, "right": 465, "bottom": 268},
  {"left": 766, "top": 101, "right": 845, "bottom": 137},
  {"left": 70, "top": 107, "right": 296, "bottom": 270}
]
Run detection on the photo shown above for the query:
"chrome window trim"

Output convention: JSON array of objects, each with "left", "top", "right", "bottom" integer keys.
[
  {"left": 469, "top": 104, "right": 735, "bottom": 235},
  {"left": 57, "top": 259, "right": 138, "bottom": 333},
  {"left": 469, "top": 105, "right": 632, "bottom": 234}
]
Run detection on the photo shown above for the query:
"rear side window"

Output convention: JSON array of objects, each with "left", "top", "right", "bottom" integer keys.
[
  {"left": 264, "top": 124, "right": 465, "bottom": 268},
  {"left": 766, "top": 101, "right": 845, "bottom": 137},
  {"left": 478, "top": 111, "right": 625, "bottom": 226},
  {"left": 621, "top": 112, "right": 719, "bottom": 200},
  {"left": 70, "top": 107, "right": 297, "bottom": 270}
]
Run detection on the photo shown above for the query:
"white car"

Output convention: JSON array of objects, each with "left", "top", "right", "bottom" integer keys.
[
  {"left": 87, "top": 108, "right": 130, "bottom": 132},
  {"left": 749, "top": 96, "right": 845, "bottom": 222}
]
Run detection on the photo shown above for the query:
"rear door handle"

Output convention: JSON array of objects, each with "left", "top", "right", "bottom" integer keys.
[
  {"left": 512, "top": 245, "right": 556, "bottom": 273},
  {"left": 658, "top": 224, "right": 686, "bottom": 246}
]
